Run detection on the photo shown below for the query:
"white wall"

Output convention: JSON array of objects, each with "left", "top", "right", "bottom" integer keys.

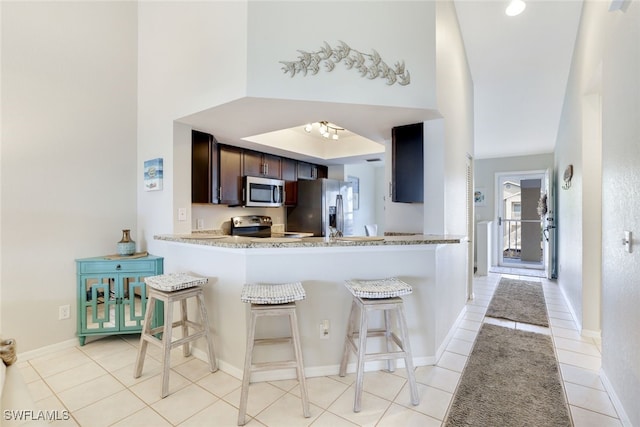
[
  {"left": 0, "top": 2, "right": 4, "bottom": 333},
  {"left": 384, "top": 0, "right": 473, "bottom": 239},
  {"left": 555, "top": 0, "right": 606, "bottom": 337},
  {"left": 600, "top": 1, "right": 640, "bottom": 424},
  {"left": 246, "top": 1, "right": 436, "bottom": 110},
  {"left": 555, "top": 1, "right": 639, "bottom": 424},
  {"left": 554, "top": 0, "right": 588, "bottom": 334},
  {"left": 1, "top": 2, "right": 138, "bottom": 350},
  {"left": 473, "top": 154, "right": 554, "bottom": 265},
  {"left": 1, "top": 0, "right": 473, "bottom": 358},
  {"left": 144, "top": 0, "right": 472, "bottom": 382},
  {"left": 137, "top": 1, "right": 249, "bottom": 252},
  {"left": 474, "top": 154, "right": 554, "bottom": 223},
  {"left": 435, "top": 0, "right": 474, "bottom": 237},
  {"left": 432, "top": 0, "right": 474, "bottom": 327}
]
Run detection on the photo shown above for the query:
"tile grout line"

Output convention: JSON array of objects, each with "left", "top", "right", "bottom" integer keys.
[{"left": 17, "top": 273, "right": 622, "bottom": 427}]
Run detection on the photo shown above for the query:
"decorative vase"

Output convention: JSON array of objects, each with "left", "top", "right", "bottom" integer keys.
[{"left": 117, "top": 229, "right": 136, "bottom": 256}]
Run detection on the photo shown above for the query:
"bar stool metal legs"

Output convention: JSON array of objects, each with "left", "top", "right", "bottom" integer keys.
[
  {"left": 134, "top": 274, "right": 217, "bottom": 399},
  {"left": 339, "top": 278, "right": 420, "bottom": 412},
  {"left": 238, "top": 282, "right": 310, "bottom": 426}
]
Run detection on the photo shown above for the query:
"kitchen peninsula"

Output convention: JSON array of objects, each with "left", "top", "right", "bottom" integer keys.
[{"left": 153, "top": 233, "right": 467, "bottom": 381}]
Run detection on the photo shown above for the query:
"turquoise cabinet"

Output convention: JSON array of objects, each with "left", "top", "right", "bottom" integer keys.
[{"left": 76, "top": 255, "right": 163, "bottom": 345}]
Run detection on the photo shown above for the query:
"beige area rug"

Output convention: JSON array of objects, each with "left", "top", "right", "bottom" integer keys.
[
  {"left": 444, "top": 324, "right": 571, "bottom": 426},
  {"left": 485, "top": 277, "right": 549, "bottom": 327}
]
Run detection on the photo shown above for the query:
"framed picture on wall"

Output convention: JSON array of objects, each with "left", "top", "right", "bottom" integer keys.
[
  {"left": 348, "top": 175, "right": 360, "bottom": 210},
  {"left": 144, "top": 158, "right": 163, "bottom": 191}
]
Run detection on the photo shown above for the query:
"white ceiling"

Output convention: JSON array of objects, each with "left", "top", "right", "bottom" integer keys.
[
  {"left": 179, "top": 98, "right": 439, "bottom": 165},
  {"left": 180, "top": 0, "right": 584, "bottom": 164},
  {"left": 455, "top": 0, "right": 583, "bottom": 159}
]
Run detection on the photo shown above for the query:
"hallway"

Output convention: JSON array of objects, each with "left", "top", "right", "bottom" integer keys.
[{"left": 14, "top": 273, "right": 621, "bottom": 426}]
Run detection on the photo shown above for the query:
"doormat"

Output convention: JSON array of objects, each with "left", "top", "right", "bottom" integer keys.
[
  {"left": 486, "top": 277, "right": 549, "bottom": 327},
  {"left": 444, "top": 323, "right": 571, "bottom": 427}
]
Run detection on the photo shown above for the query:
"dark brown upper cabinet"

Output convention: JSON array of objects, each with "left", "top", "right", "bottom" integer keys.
[
  {"left": 243, "top": 150, "right": 281, "bottom": 179},
  {"left": 218, "top": 145, "right": 243, "bottom": 206},
  {"left": 192, "top": 131, "right": 327, "bottom": 206},
  {"left": 392, "top": 122, "right": 424, "bottom": 203},
  {"left": 297, "top": 161, "right": 327, "bottom": 180},
  {"left": 192, "top": 130, "right": 218, "bottom": 204}
]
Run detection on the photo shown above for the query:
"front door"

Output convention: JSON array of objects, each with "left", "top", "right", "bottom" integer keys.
[{"left": 496, "top": 171, "right": 547, "bottom": 272}]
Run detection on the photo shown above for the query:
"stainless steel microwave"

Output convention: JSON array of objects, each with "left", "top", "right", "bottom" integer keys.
[{"left": 243, "top": 176, "right": 284, "bottom": 207}]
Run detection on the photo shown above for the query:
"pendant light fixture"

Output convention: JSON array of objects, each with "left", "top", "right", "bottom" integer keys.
[{"left": 505, "top": 0, "right": 526, "bottom": 16}]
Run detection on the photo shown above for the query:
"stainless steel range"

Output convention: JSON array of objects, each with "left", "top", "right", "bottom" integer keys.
[{"left": 230, "top": 215, "right": 273, "bottom": 238}]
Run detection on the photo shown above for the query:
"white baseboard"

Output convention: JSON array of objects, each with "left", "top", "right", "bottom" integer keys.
[
  {"left": 557, "top": 285, "right": 582, "bottom": 331},
  {"left": 17, "top": 338, "right": 78, "bottom": 362},
  {"left": 435, "top": 303, "right": 470, "bottom": 363},
  {"left": 192, "top": 345, "right": 438, "bottom": 383},
  {"left": 599, "top": 369, "right": 633, "bottom": 426},
  {"left": 581, "top": 328, "right": 602, "bottom": 340},
  {"left": 556, "top": 284, "right": 603, "bottom": 340}
]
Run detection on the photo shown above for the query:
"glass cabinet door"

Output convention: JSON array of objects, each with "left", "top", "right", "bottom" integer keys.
[
  {"left": 121, "top": 275, "right": 149, "bottom": 330},
  {"left": 80, "top": 276, "right": 117, "bottom": 332}
]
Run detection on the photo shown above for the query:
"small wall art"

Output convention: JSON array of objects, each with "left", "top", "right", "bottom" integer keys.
[
  {"left": 144, "top": 158, "right": 163, "bottom": 191},
  {"left": 474, "top": 187, "right": 486, "bottom": 207}
]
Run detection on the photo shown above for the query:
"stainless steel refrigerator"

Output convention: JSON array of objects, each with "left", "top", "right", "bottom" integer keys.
[{"left": 287, "top": 178, "right": 354, "bottom": 237}]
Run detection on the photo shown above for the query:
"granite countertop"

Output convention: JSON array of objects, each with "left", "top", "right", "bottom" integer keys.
[{"left": 154, "top": 232, "right": 463, "bottom": 249}]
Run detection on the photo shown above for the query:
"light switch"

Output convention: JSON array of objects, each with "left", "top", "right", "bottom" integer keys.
[
  {"left": 623, "top": 230, "right": 632, "bottom": 253},
  {"left": 178, "top": 208, "right": 187, "bottom": 222}
]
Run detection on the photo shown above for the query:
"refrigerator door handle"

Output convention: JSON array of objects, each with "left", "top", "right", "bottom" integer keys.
[{"left": 336, "top": 194, "right": 344, "bottom": 237}]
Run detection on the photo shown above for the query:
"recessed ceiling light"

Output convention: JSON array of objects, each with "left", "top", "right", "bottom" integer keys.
[{"left": 505, "top": 0, "right": 526, "bottom": 16}]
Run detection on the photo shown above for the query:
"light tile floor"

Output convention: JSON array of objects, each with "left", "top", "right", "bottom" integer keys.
[{"left": 16, "top": 273, "right": 622, "bottom": 426}]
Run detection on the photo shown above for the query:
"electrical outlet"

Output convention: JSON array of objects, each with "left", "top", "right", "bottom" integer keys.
[
  {"left": 196, "top": 218, "right": 204, "bottom": 230},
  {"left": 59, "top": 304, "right": 70, "bottom": 320},
  {"left": 320, "top": 319, "right": 330, "bottom": 339}
]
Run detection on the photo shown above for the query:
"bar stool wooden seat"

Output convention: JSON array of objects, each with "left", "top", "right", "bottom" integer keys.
[
  {"left": 339, "top": 277, "right": 419, "bottom": 412},
  {"left": 238, "top": 282, "right": 310, "bottom": 426},
  {"left": 134, "top": 273, "right": 217, "bottom": 398}
]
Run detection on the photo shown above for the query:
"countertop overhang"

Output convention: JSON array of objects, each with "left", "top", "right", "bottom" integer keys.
[{"left": 154, "top": 233, "right": 464, "bottom": 249}]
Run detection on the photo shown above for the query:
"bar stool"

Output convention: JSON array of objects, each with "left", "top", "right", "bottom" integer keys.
[
  {"left": 339, "top": 277, "right": 419, "bottom": 412},
  {"left": 134, "top": 273, "right": 217, "bottom": 398},
  {"left": 238, "top": 282, "right": 310, "bottom": 426}
]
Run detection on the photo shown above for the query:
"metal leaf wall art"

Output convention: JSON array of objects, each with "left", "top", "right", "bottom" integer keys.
[{"left": 280, "top": 41, "right": 411, "bottom": 86}]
